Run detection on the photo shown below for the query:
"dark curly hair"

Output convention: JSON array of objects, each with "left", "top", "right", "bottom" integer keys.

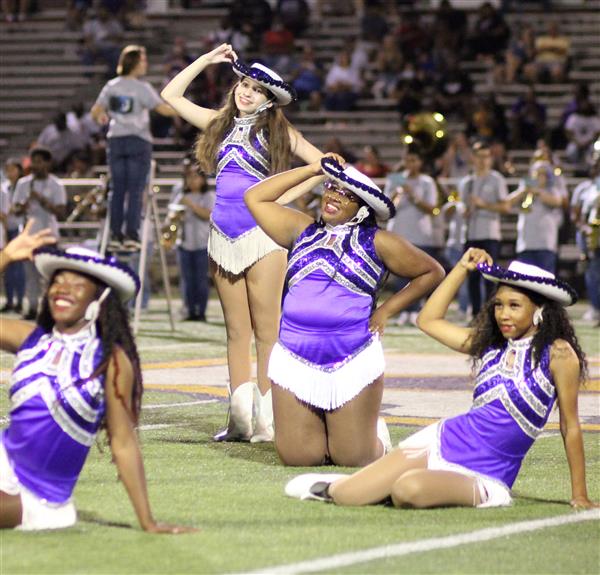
[
  {"left": 37, "top": 274, "right": 143, "bottom": 426},
  {"left": 469, "top": 284, "right": 588, "bottom": 383}
]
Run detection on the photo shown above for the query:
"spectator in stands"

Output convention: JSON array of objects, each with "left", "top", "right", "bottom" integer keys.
[
  {"left": 66, "top": 0, "right": 92, "bottom": 30},
  {"left": 459, "top": 141, "right": 510, "bottom": 316},
  {"left": 0, "top": 159, "right": 25, "bottom": 312},
  {"left": 324, "top": 50, "right": 363, "bottom": 112},
  {"left": 11, "top": 148, "right": 67, "bottom": 320},
  {"left": 466, "top": 95, "right": 508, "bottom": 145},
  {"left": 359, "top": 2, "right": 389, "bottom": 52},
  {"left": 169, "top": 161, "right": 215, "bottom": 322},
  {"left": 161, "top": 44, "right": 324, "bottom": 444},
  {"left": 493, "top": 24, "right": 535, "bottom": 85},
  {"left": 324, "top": 136, "right": 357, "bottom": 164},
  {"left": 564, "top": 99, "right": 600, "bottom": 169},
  {"left": 371, "top": 34, "right": 404, "bottom": 100},
  {"left": 433, "top": 0, "right": 467, "bottom": 55},
  {"left": 276, "top": 0, "right": 309, "bottom": 37},
  {"left": 228, "top": 0, "right": 272, "bottom": 50},
  {"left": 509, "top": 86, "right": 547, "bottom": 149},
  {"left": 356, "top": 145, "right": 389, "bottom": 179},
  {"left": 261, "top": 15, "right": 299, "bottom": 79},
  {"left": 394, "top": 12, "right": 430, "bottom": 60},
  {"left": 432, "top": 58, "right": 473, "bottom": 120},
  {"left": 80, "top": 5, "right": 124, "bottom": 77},
  {"left": 436, "top": 131, "right": 472, "bottom": 181},
  {"left": 1, "top": 0, "right": 29, "bottom": 22},
  {"left": 393, "top": 76, "right": 424, "bottom": 119},
  {"left": 67, "top": 102, "right": 102, "bottom": 152},
  {"left": 36, "top": 113, "right": 85, "bottom": 175},
  {"left": 91, "top": 45, "right": 177, "bottom": 252},
  {"left": 466, "top": 2, "right": 510, "bottom": 60},
  {"left": 290, "top": 44, "right": 323, "bottom": 111},
  {"left": 507, "top": 161, "right": 565, "bottom": 273},
  {"left": 524, "top": 22, "right": 570, "bottom": 83},
  {"left": 207, "top": 15, "right": 252, "bottom": 55},
  {"left": 385, "top": 145, "right": 440, "bottom": 325}
]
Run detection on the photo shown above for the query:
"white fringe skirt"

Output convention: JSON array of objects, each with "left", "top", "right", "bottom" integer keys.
[
  {"left": 208, "top": 221, "right": 286, "bottom": 275},
  {"left": 268, "top": 336, "right": 385, "bottom": 410}
]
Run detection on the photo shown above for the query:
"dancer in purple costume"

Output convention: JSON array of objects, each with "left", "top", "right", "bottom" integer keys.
[
  {"left": 162, "top": 44, "right": 323, "bottom": 443},
  {"left": 0, "top": 223, "right": 195, "bottom": 532},
  {"left": 285, "top": 248, "right": 597, "bottom": 509},
  {"left": 245, "top": 155, "right": 444, "bottom": 467}
]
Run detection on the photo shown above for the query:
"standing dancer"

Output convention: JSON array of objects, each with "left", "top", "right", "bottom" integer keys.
[
  {"left": 245, "top": 155, "right": 444, "bottom": 467},
  {"left": 285, "top": 249, "right": 597, "bottom": 510},
  {"left": 161, "top": 43, "right": 323, "bottom": 443}
]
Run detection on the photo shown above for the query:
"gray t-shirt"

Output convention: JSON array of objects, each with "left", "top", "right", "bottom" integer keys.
[
  {"left": 459, "top": 170, "right": 508, "bottom": 241},
  {"left": 95, "top": 76, "right": 163, "bottom": 142},
  {"left": 171, "top": 185, "right": 215, "bottom": 251},
  {"left": 515, "top": 180, "right": 563, "bottom": 252},
  {"left": 12, "top": 174, "right": 67, "bottom": 237},
  {"left": 441, "top": 200, "right": 467, "bottom": 250},
  {"left": 386, "top": 171, "right": 437, "bottom": 246},
  {"left": 0, "top": 179, "right": 24, "bottom": 231}
]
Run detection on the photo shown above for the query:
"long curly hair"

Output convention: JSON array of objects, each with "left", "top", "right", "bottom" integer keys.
[
  {"left": 195, "top": 82, "right": 293, "bottom": 176},
  {"left": 468, "top": 284, "right": 588, "bottom": 383},
  {"left": 38, "top": 275, "right": 143, "bottom": 426}
]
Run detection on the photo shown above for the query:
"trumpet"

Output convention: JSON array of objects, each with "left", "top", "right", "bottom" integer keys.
[
  {"left": 67, "top": 175, "right": 108, "bottom": 222},
  {"left": 160, "top": 203, "right": 186, "bottom": 250},
  {"left": 521, "top": 190, "right": 534, "bottom": 212}
]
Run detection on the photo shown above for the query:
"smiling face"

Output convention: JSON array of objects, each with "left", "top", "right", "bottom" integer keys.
[
  {"left": 320, "top": 180, "right": 361, "bottom": 225},
  {"left": 234, "top": 78, "right": 270, "bottom": 116},
  {"left": 48, "top": 270, "right": 100, "bottom": 333},
  {"left": 493, "top": 285, "right": 538, "bottom": 340}
]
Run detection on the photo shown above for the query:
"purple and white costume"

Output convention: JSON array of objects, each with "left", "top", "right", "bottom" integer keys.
[
  {"left": 208, "top": 114, "right": 284, "bottom": 274},
  {"left": 1, "top": 324, "right": 106, "bottom": 507},
  {"left": 268, "top": 221, "right": 386, "bottom": 409},
  {"left": 401, "top": 336, "right": 556, "bottom": 506}
]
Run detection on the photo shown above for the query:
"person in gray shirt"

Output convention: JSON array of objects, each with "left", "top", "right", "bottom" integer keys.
[
  {"left": 92, "top": 45, "right": 176, "bottom": 252},
  {"left": 12, "top": 148, "right": 67, "bottom": 319},
  {"left": 458, "top": 141, "right": 510, "bottom": 315}
]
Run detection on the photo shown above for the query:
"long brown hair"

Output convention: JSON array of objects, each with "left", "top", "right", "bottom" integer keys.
[{"left": 195, "top": 83, "right": 293, "bottom": 176}]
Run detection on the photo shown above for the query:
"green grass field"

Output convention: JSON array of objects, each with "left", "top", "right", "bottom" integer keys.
[{"left": 1, "top": 299, "right": 599, "bottom": 575}]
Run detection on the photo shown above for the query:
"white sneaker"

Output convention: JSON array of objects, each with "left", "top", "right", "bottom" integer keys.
[
  {"left": 284, "top": 473, "right": 348, "bottom": 501},
  {"left": 396, "top": 311, "right": 409, "bottom": 326},
  {"left": 582, "top": 307, "right": 600, "bottom": 322},
  {"left": 377, "top": 417, "right": 392, "bottom": 454}
]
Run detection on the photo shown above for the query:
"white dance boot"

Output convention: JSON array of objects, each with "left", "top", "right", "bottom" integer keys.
[
  {"left": 250, "top": 385, "right": 274, "bottom": 443},
  {"left": 377, "top": 416, "right": 392, "bottom": 455},
  {"left": 213, "top": 382, "right": 254, "bottom": 442}
]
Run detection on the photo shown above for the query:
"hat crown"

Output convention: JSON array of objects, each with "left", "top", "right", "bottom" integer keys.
[
  {"left": 64, "top": 246, "right": 104, "bottom": 260},
  {"left": 507, "top": 260, "right": 554, "bottom": 280},
  {"left": 249, "top": 62, "right": 283, "bottom": 83}
]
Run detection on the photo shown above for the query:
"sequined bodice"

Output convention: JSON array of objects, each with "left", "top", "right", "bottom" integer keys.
[
  {"left": 472, "top": 337, "right": 556, "bottom": 439},
  {"left": 216, "top": 115, "right": 270, "bottom": 180},
  {"left": 287, "top": 222, "right": 385, "bottom": 297}
]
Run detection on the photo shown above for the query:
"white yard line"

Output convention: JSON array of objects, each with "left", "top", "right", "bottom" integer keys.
[{"left": 246, "top": 510, "right": 600, "bottom": 575}]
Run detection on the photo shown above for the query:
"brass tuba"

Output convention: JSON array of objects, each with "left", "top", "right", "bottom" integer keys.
[
  {"left": 402, "top": 112, "right": 448, "bottom": 158},
  {"left": 160, "top": 203, "right": 186, "bottom": 250},
  {"left": 67, "top": 175, "right": 108, "bottom": 222}
]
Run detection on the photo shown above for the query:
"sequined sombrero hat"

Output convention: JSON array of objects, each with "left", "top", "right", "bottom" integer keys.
[
  {"left": 478, "top": 260, "right": 577, "bottom": 306},
  {"left": 232, "top": 60, "right": 296, "bottom": 106},
  {"left": 34, "top": 246, "right": 140, "bottom": 302},
  {"left": 320, "top": 156, "right": 396, "bottom": 220}
]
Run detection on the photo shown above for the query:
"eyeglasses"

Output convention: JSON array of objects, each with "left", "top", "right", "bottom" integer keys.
[{"left": 323, "top": 181, "right": 359, "bottom": 206}]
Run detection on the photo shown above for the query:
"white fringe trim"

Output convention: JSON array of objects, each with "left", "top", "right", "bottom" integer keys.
[
  {"left": 208, "top": 222, "right": 286, "bottom": 275},
  {"left": 268, "top": 336, "right": 385, "bottom": 410}
]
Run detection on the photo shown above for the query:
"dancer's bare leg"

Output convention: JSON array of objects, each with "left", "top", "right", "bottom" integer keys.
[
  {"left": 329, "top": 449, "right": 428, "bottom": 506},
  {"left": 245, "top": 250, "right": 287, "bottom": 394},
  {"left": 211, "top": 261, "right": 252, "bottom": 389},
  {"left": 0, "top": 491, "right": 22, "bottom": 528},
  {"left": 272, "top": 383, "right": 328, "bottom": 466},
  {"left": 391, "top": 469, "right": 481, "bottom": 508},
  {"left": 326, "top": 376, "right": 384, "bottom": 467}
]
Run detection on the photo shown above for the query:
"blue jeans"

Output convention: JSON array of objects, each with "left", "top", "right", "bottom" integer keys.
[
  {"left": 4, "top": 228, "right": 25, "bottom": 305},
  {"left": 393, "top": 245, "right": 442, "bottom": 312},
  {"left": 178, "top": 247, "right": 209, "bottom": 317},
  {"left": 586, "top": 250, "right": 600, "bottom": 311},
  {"left": 107, "top": 136, "right": 152, "bottom": 239},
  {"left": 516, "top": 250, "right": 557, "bottom": 274},
  {"left": 445, "top": 246, "right": 470, "bottom": 313},
  {"left": 465, "top": 239, "right": 501, "bottom": 316}
]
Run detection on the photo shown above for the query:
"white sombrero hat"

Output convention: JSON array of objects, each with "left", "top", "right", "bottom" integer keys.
[
  {"left": 478, "top": 260, "right": 577, "bottom": 306},
  {"left": 320, "top": 156, "right": 396, "bottom": 220},
  {"left": 34, "top": 246, "right": 140, "bottom": 303},
  {"left": 232, "top": 60, "right": 296, "bottom": 106}
]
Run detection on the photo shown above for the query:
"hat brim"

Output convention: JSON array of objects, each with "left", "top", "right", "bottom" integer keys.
[
  {"left": 478, "top": 263, "right": 577, "bottom": 306},
  {"left": 232, "top": 60, "right": 296, "bottom": 106},
  {"left": 321, "top": 157, "right": 396, "bottom": 220},
  {"left": 34, "top": 247, "right": 139, "bottom": 303}
]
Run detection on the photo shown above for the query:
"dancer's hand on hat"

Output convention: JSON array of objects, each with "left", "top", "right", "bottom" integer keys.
[
  {"left": 203, "top": 43, "right": 236, "bottom": 65},
  {"left": 313, "top": 153, "right": 345, "bottom": 175},
  {"left": 144, "top": 521, "right": 200, "bottom": 535},
  {"left": 459, "top": 247, "right": 493, "bottom": 272},
  {"left": 2, "top": 220, "right": 56, "bottom": 263}
]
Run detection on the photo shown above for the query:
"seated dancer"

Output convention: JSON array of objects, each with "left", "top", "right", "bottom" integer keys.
[
  {"left": 285, "top": 248, "right": 597, "bottom": 509},
  {"left": 245, "top": 155, "right": 444, "bottom": 467},
  {"left": 0, "top": 222, "right": 195, "bottom": 532}
]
